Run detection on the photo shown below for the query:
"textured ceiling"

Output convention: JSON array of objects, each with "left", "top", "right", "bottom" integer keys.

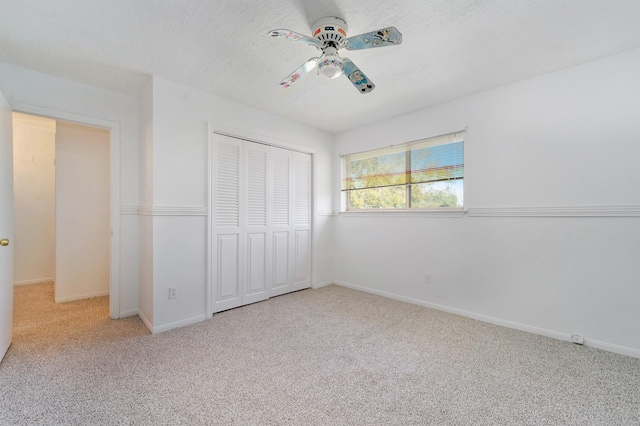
[{"left": 1, "top": 0, "right": 639, "bottom": 133}]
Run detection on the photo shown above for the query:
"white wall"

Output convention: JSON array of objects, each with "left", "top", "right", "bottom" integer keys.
[
  {"left": 333, "top": 49, "right": 640, "bottom": 356},
  {"left": 12, "top": 113, "right": 56, "bottom": 285},
  {"left": 55, "top": 121, "right": 110, "bottom": 302},
  {"left": 0, "top": 61, "right": 141, "bottom": 316},
  {"left": 138, "top": 78, "right": 154, "bottom": 325},
  {"left": 143, "top": 76, "right": 334, "bottom": 332}
]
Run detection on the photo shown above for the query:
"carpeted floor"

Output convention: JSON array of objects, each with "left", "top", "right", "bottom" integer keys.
[{"left": 1, "top": 282, "right": 639, "bottom": 425}]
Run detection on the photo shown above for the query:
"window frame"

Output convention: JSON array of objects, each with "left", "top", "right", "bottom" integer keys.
[{"left": 340, "top": 131, "right": 465, "bottom": 215}]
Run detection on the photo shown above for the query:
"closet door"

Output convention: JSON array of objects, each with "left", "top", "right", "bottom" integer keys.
[
  {"left": 292, "top": 151, "right": 311, "bottom": 291},
  {"left": 211, "top": 133, "right": 312, "bottom": 313},
  {"left": 269, "top": 146, "right": 293, "bottom": 297},
  {"left": 211, "top": 134, "right": 243, "bottom": 313},
  {"left": 242, "top": 142, "right": 270, "bottom": 305},
  {"left": 269, "top": 147, "right": 312, "bottom": 296}
]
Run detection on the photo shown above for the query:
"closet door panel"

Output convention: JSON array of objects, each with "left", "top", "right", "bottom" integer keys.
[
  {"left": 272, "top": 231, "right": 290, "bottom": 293},
  {"left": 245, "top": 233, "right": 267, "bottom": 301},
  {"left": 212, "top": 135, "right": 243, "bottom": 313},
  {"left": 293, "top": 154, "right": 311, "bottom": 228},
  {"left": 215, "top": 139, "right": 241, "bottom": 229},
  {"left": 243, "top": 143, "right": 269, "bottom": 304},
  {"left": 215, "top": 234, "right": 241, "bottom": 311},
  {"left": 245, "top": 145, "right": 268, "bottom": 229},
  {"left": 292, "top": 152, "right": 312, "bottom": 291},
  {"left": 271, "top": 152, "right": 290, "bottom": 229},
  {"left": 270, "top": 148, "right": 292, "bottom": 296},
  {"left": 293, "top": 230, "right": 311, "bottom": 290}
]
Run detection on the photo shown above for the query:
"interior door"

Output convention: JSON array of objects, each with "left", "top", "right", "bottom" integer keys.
[
  {"left": 55, "top": 121, "right": 110, "bottom": 303},
  {"left": 0, "top": 89, "right": 14, "bottom": 363}
]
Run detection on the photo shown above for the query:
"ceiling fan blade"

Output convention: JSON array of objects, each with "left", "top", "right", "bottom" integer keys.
[
  {"left": 268, "top": 29, "right": 322, "bottom": 49},
  {"left": 278, "top": 58, "right": 319, "bottom": 88},
  {"left": 342, "top": 58, "right": 375, "bottom": 94},
  {"left": 344, "top": 26, "right": 402, "bottom": 50}
]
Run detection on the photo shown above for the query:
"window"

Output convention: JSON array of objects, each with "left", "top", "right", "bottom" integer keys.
[{"left": 341, "top": 131, "right": 464, "bottom": 211}]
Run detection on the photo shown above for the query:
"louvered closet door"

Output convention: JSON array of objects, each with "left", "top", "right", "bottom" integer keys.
[
  {"left": 243, "top": 142, "right": 270, "bottom": 305},
  {"left": 211, "top": 134, "right": 243, "bottom": 312},
  {"left": 211, "top": 133, "right": 312, "bottom": 313},
  {"left": 269, "top": 147, "right": 312, "bottom": 296},
  {"left": 292, "top": 151, "right": 312, "bottom": 291},
  {"left": 269, "top": 147, "right": 293, "bottom": 297}
]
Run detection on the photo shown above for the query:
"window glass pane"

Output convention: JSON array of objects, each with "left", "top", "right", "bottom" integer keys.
[
  {"left": 410, "top": 180, "right": 463, "bottom": 208},
  {"left": 349, "top": 185, "right": 406, "bottom": 209},
  {"left": 346, "top": 151, "right": 407, "bottom": 190},
  {"left": 341, "top": 131, "right": 464, "bottom": 211},
  {"left": 410, "top": 141, "right": 463, "bottom": 184}
]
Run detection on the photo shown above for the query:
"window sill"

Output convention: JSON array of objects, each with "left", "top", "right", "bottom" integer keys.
[{"left": 339, "top": 209, "right": 466, "bottom": 218}]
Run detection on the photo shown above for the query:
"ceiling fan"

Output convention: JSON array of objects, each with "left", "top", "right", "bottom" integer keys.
[{"left": 268, "top": 16, "right": 402, "bottom": 94}]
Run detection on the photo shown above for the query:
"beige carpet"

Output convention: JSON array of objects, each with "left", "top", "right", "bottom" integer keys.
[{"left": 1, "top": 282, "right": 639, "bottom": 425}]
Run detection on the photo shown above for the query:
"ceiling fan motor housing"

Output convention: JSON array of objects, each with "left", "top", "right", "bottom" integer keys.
[
  {"left": 312, "top": 16, "right": 348, "bottom": 44},
  {"left": 312, "top": 17, "right": 348, "bottom": 79}
]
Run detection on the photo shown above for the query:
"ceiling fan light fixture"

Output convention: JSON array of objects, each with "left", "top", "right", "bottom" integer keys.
[{"left": 318, "top": 55, "right": 343, "bottom": 79}]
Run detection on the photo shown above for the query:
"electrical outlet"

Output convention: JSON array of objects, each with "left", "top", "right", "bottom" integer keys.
[
  {"left": 424, "top": 273, "right": 431, "bottom": 284},
  {"left": 339, "top": 259, "right": 344, "bottom": 268},
  {"left": 571, "top": 334, "right": 584, "bottom": 345},
  {"left": 169, "top": 287, "right": 177, "bottom": 300}
]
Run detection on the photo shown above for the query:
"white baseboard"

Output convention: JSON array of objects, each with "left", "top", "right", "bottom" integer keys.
[
  {"left": 119, "top": 308, "right": 139, "bottom": 318},
  {"left": 55, "top": 290, "right": 109, "bottom": 303},
  {"left": 14, "top": 278, "right": 54, "bottom": 286},
  {"left": 334, "top": 281, "right": 640, "bottom": 359},
  {"left": 151, "top": 314, "right": 207, "bottom": 334},
  {"left": 584, "top": 339, "right": 640, "bottom": 359},
  {"left": 312, "top": 281, "right": 334, "bottom": 289},
  {"left": 137, "top": 310, "right": 153, "bottom": 333},
  {"left": 138, "top": 312, "right": 213, "bottom": 334},
  {"left": 466, "top": 205, "right": 640, "bottom": 217}
]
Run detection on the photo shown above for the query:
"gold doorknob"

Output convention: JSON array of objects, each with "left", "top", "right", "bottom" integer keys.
[{"left": 0, "top": 239, "right": 9, "bottom": 246}]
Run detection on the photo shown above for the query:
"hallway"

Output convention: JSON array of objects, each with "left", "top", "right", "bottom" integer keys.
[{"left": 12, "top": 282, "right": 147, "bottom": 351}]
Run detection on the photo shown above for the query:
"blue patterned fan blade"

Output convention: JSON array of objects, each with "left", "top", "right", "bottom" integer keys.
[
  {"left": 342, "top": 58, "right": 375, "bottom": 94},
  {"left": 344, "top": 26, "right": 403, "bottom": 50},
  {"left": 268, "top": 29, "right": 322, "bottom": 49},
  {"left": 278, "top": 58, "right": 319, "bottom": 88}
]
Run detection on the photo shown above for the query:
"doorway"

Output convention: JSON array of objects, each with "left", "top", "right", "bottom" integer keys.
[{"left": 12, "top": 113, "right": 110, "bottom": 305}]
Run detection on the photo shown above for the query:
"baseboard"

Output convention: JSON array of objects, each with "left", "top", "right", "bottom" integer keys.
[
  {"left": 54, "top": 290, "right": 109, "bottom": 303},
  {"left": 467, "top": 205, "right": 640, "bottom": 217},
  {"left": 137, "top": 310, "right": 153, "bottom": 333},
  {"left": 14, "top": 278, "right": 54, "bottom": 286},
  {"left": 119, "top": 308, "right": 139, "bottom": 318},
  {"left": 151, "top": 314, "right": 207, "bottom": 334},
  {"left": 333, "top": 281, "right": 640, "bottom": 359},
  {"left": 312, "top": 281, "right": 334, "bottom": 289},
  {"left": 585, "top": 339, "right": 640, "bottom": 359}
]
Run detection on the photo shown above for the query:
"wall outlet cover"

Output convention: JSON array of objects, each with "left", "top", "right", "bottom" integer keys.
[{"left": 571, "top": 334, "right": 584, "bottom": 345}]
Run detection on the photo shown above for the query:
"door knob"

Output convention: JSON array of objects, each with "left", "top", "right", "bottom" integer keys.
[{"left": 0, "top": 239, "right": 9, "bottom": 246}]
